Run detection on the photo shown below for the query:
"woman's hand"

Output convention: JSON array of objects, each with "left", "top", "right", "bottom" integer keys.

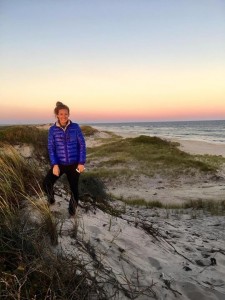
[
  {"left": 53, "top": 165, "right": 60, "bottom": 176},
  {"left": 77, "top": 164, "right": 85, "bottom": 173}
]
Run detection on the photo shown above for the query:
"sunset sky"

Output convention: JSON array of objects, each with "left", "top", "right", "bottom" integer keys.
[{"left": 0, "top": 0, "right": 225, "bottom": 124}]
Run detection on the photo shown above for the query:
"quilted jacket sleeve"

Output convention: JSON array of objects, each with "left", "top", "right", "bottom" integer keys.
[
  {"left": 48, "top": 126, "right": 59, "bottom": 166},
  {"left": 77, "top": 125, "right": 86, "bottom": 164}
]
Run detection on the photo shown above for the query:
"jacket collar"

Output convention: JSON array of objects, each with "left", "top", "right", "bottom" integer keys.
[{"left": 56, "top": 120, "right": 71, "bottom": 131}]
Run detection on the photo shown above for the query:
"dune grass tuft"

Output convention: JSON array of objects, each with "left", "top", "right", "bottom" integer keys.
[
  {"left": 29, "top": 197, "right": 59, "bottom": 245},
  {"left": 0, "top": 136, "right": 109, "bottom": 299},
  {"left": 0, "top": 125, "right": 48, "bottom": 146},
  {"left": 0, "top": 125, "right": 49, "bottom": 161},
  {"left": 120, "top": 197, "right": 225, "bottom": 215},
  {"left": 0, "top": 198, "right": 106, "bottom": 299},
  {"left": 88, "top": 135, "right": 225, "bottom": 178},
  {"left": 0, "top": 146, "right": 43, "bottom": 206},
  {"left": 81, "top": 125, "right": 99, "bottom": 136}
]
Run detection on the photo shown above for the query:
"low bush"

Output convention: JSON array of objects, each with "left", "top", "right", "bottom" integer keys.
[
  {"left": 88, "top": 135, "right": 223, "bottom": 177},
  {"left": 81, "top": 125, "right": 99, "bottom": 136}
]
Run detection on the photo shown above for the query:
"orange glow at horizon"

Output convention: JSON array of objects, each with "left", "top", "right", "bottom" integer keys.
[
  {"left": 2, "top": 95, "right": 225, "bottom": 123},
  {"left": 1, "top": 64, "right": 225, "bottom": 123}
]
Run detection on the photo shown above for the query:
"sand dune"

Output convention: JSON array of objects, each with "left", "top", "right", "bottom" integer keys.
[{"left": 45, "top": 193, "right": 225, "bottom": 300}]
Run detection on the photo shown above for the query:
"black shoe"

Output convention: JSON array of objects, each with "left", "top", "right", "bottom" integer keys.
[
  {"left": 68, "top": 201, "right": 78, "bottom": 216},
  {"left": 48, "top": 198, "right": 55, "bottom": 205}
]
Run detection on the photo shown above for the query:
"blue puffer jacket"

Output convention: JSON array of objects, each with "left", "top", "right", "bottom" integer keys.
[{"left": 48, "top": 121, "right": 86, "bottom": 166}]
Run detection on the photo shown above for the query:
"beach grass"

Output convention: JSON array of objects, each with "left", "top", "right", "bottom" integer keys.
[
  {"left": 81, "top": 124, "right": 99, "bottom": 136},
  {"left": 0, "top": 146, "right": 42, "bottom": 205},
  {"left": 88, "top": 134, "right": 224, "bottom": 178},
  {"left": 0, "top": 125, "right": 49, "bottom": 162},
  {"left": 0, "top": 125, "right": 48, "bottom": 146},
  {"left": 29, "top": 197, "right": 59, "bottom": 245},
  {"left": 0, "top": 198, "right": 106, "bottom": 299},
  {"left": 0, "top": 136, "right": 110, "bottom": 299},
  {"left": 119, "top": 198, "right": 225, "bottom": 215}
]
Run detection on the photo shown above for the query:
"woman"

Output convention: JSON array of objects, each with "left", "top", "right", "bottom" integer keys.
[{"left": 43, "top": 101, "right": 86, "bottom": 216}]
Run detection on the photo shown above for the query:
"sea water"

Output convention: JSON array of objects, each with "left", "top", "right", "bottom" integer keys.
[{"left": 90, "top": 120, "right": 225, "bottom": 144}]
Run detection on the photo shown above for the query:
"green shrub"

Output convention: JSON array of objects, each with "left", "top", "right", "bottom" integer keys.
[
  {"left": 0, "top": 125, "right": 48, "bottom": 160},
  {"left": 88, "top": 135, "right": 220, "bottom": 175},
  {"left": 81, "top": 125, "right": 99, "bottom": 136},
  {"left": 119, "top": 197, "right": 225, "bottom": 215},
  {"left": 0, "top": 125, "right": 48, "bottom": 145}
]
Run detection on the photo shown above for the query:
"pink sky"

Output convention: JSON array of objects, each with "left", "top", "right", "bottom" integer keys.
[{"left": 2, "top": 99, "right": 225, "bottom": 124}]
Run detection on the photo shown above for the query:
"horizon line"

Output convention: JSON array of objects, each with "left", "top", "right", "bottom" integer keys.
[{"left": 0, "top": 118, "right": 225, "bottom": 126}]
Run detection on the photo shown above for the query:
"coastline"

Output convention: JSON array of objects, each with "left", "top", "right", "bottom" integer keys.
[
  {"left": 173, "top": 139, "right": 225, "bottom": 157},
  {"left": 86, "top": 127, "right": 225, "bottom": 205},
  {"left": 91, "top": 125, "right": 225, "bottom": 157},
  {"left": 21, "top": 122, "right": 225, "bottom": 158}
]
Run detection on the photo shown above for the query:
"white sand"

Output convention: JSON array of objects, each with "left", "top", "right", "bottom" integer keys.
[
  {"left": 41, "top": 193, "right": 225, "bottom": 300},
  {"left": 174, "top": 139, "right": 225, "bottom": 157}
]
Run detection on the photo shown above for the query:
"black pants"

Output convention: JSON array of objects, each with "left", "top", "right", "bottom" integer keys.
[{"left": 43, "top": 163, "right": 80, "bottom": 207}]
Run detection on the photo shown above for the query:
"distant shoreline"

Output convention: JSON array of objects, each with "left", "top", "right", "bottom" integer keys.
[
  {"left": 91, "top": 119, "right": 225, "bottom": 147},
  {"left": 172, "top": 138, "right": 225, "bottom": 157},
  {"left": 84, "top": 124, "right": 225, "bottom": 157},
  {"left": 1, "top": 122, "right": 225, "bottom": 157},
  {"left": 0, "top": 118, "right": 225, "bottom": 126},
  {"left": 111, "top": 131, "right": 225, "bottom": 157}
]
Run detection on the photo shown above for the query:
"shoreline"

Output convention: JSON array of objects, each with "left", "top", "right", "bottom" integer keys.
[
  {"left": 172, "top": 138, "right": 225, "bottom": 157},
  {"left": 92, "top": 126, "right": 225, "bottom": 157},
  {"left": 86, "top": 127, "right": 225, "bottom": 204},
  {"left": 5, "top": 123, "right": 225, "bottom": 158}
]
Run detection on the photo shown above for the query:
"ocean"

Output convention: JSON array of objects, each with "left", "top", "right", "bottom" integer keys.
[{"left": 90, "top": 120, "right": 225, "bottom": 144}]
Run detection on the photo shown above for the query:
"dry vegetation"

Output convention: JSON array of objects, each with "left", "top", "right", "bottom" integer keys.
[
  {"left": 0, "top": 127, "right": 122, "bottom": 299},
  {"left": 88, "top": 134, "right": 225, "bottom": 173}
]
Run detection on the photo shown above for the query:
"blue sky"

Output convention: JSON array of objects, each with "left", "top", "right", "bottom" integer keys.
[
  {"left": 1, "top": 1, "right": 224, "bottom": 64},
  {"left": 0, "top": 0, "right": 225, "bottom": 123}
]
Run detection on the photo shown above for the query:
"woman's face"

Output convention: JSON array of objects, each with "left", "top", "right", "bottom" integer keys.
[{"left": 57, "top": 108, "right": 69, "bottom": 126}]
